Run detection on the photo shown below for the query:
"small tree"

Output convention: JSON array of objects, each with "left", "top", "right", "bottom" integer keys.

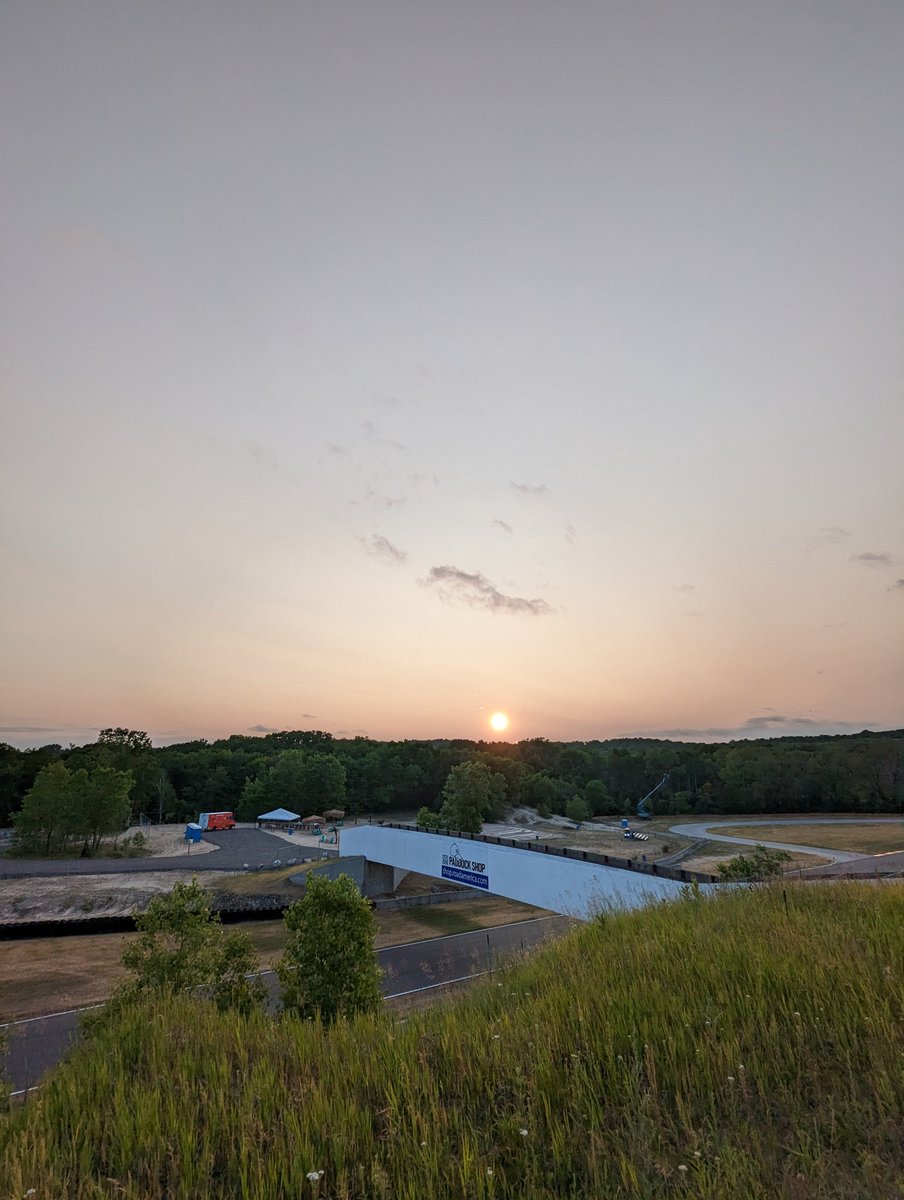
[
  {"left": 13, "top": 761, "right": 74, "bottom": 854},
  {"left": 117, "top": 879, "right": 266, "bottom": 1015},
  {"left": 718, "top": 844, "right": 793, "bottom": 881},
  {"left": 416, "top": 805, "right": 443, "bottom": 831},
  {"left": 565, "top": 795, "right": 591, "bottom": 824},
  {"left": 277, "top": 873, "right": 382, "bottom": 1023},
  {"left": 438, "top": 760, "right": 503, "bottom": 834}
]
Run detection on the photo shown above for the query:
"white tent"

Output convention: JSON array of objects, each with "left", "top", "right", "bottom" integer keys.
[{"left": 257, "top": 808, "right": 301, "bottom": 823}]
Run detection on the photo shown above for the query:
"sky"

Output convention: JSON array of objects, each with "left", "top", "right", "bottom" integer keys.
[{"left": 1, "top": 1, "right": 902, "bottom": 750}]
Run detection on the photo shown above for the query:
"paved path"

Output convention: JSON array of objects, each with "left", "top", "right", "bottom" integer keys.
[
  {"left": 0, "top": 828, "right": 308, "bottom": 879},
  {"left": 1, "top": 915, "right": 571, "bottom": 1095},
  {"left": 670, "top": 817, "right": 904, "bottom": 863}
]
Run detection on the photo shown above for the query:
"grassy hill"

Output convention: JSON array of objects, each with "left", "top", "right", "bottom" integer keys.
[{"left": 2, "top": 882, "right": 903, "bottom": 1198}]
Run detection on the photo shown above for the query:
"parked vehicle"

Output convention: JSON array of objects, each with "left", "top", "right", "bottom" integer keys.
[{"left": 197, "top": 811, "right": 236, "bottom": 831}]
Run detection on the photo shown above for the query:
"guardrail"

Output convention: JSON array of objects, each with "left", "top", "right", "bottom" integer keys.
[{"left": 376, "top": 822, "right": 717, "bottom": 884}]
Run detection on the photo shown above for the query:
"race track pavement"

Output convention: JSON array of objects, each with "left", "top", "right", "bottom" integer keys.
[{"left": 1, "top": 915, "right": 572, "bottom": 1096}]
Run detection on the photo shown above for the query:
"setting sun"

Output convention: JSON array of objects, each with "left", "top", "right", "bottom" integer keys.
[{"left": 489, "top": 711, "right": 509, "bottom": 733}]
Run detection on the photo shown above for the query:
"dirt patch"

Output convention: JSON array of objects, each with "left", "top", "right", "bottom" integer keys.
[
  {"left": 125, "top": 824, "right": 218, "bottom": 858},
  {"left": 0, "top": 870, "right": 238, "bottom": 924}
]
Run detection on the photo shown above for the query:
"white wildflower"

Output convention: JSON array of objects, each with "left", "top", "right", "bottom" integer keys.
[
  {"left": 678, "top": 1164, "right": 688, "bottom": 1173},
  {"left": 306, "top": 1170, "right": 324, "bottom": 1182},
  {"left": 519, "top": 1128, "right": 528, "bottom": 1137}
]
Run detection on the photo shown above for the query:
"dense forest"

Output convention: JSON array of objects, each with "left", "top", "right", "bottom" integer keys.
[{"left": 1, "top": 726, "right": 903, "bottom": 833}]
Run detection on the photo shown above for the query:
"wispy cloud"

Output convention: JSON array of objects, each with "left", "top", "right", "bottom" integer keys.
[
  {"left": 889, "top": 579, "right": 904, "bottom": 592},
  {"left": 851, "top": 551, "right": 896, "bottom": 567},
  {"left": 565, "top": 523, "right": 577, "bottom": 545},
  {"left": 361, "top": 484, "right": 406, "bottom": 508},
  {"left": 637, "top": 715, "right": 880, "bottom": 741},
  {"left": 510, "top": 481, "right": 548, "bottom": 496},
  {"left": 673, "top": 583, "right": 696, "bottom": 594},
  {"left": 327, "top": 443, "right": 350, "bottom": 457},
  {"left": 248, "top": 724, "right": 278, "bottom": 733},
  {"left": 422, "top": 565, "right": 552, "bottom": 616},
  {"left": 360, "top": 419, "right": 406, "bottom": 451},
  {"left": 360, "top": 533, "right": 407, "bottom": 564},
  {"left": 807, "top": 526, "right": 851, "bottom": 549},
  {"left": 492, "top": 519, "right": 513, "bottom": 534}
]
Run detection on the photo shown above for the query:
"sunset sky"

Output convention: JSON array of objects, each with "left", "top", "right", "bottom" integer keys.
[{"left": 2, "top": 2, "right": 902, "bottom": 750}]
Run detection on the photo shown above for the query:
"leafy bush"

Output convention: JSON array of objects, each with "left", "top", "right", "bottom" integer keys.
[
  {"left": 109, "top": 878, "right": 266, "bottom": 1016},
  {"left": 718, "top": 843, "right": 793, "bottom": 881},
  {"left": 277, "top": 873, "right": 382, "bottom": 1022}
]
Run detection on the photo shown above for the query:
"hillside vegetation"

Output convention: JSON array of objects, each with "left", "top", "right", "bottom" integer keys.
[{"left": 2, "top": 883, "right": 903, "bottom": 1198}]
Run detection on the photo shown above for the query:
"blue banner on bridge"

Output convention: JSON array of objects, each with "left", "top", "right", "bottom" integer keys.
[{"left": 442, "top": 864, "right": 489, "bottom": 889}]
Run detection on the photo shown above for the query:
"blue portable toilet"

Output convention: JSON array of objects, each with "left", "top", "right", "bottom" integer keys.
[{"left": 185, "top": 822, "right": 202, "bottom": 843}]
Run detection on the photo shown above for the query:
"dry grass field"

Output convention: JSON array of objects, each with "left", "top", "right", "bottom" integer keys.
[{"left": 718, "top": 821, "right": 904, "bottom": 855}]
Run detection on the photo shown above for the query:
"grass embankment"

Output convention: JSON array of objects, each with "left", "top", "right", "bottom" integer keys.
[
  {"left": 718, "top": 822, "right": 904, "bottom": 855},
  {"left": 3, "top": 884, "right": 903, "bottom": 1198}
]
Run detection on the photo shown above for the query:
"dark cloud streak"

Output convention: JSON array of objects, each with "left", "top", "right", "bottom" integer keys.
[
  {"left": 423, "top": 565, "right": 552, "bottom": 616},
  {"left": 851, "top": 551, "right": 895, "bottom": 567}
]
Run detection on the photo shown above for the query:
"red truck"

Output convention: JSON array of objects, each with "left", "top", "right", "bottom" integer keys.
[{"left": 197, "top": 811, "right": 236, "bottom": 831}]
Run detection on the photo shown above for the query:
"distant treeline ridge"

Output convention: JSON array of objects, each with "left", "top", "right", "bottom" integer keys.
[{"left": 1, "top": 726, "right": 902, "bottom": 831}]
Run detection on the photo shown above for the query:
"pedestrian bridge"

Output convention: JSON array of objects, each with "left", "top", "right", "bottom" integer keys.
[{"left": 339, "top": 823, "right": 716, "bottom": 920}]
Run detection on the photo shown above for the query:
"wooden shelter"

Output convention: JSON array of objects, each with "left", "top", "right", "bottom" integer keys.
[
  {"left": 300, "top": 814, "right": 325, "bottom": 830},
  {"left": 323, "top": 809, "right": 345, "bottom": 821}
]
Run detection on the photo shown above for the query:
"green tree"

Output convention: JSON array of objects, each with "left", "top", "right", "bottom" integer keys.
[
  {"left": 438, "top": 760, "right": 503, "bottom": 834},
  {"left": 277, "top": 873, "right": 382, "bottom": 1022},
  {"left": 584, "top": 779, "right": 616, "bottom": 816},
  {"left": 12, "top": 762, "right": 133, "bottom": 856},
  {"left": 565, "top": 795, "right": 591, "bottom": 824},
  {"left": 240, "top": 749, "right": 347, "bottom": 819},
  {"left": 97, "top": 728, "right": 153, "bottom": 754},
  {"left": 717, "top": 844, "right": 793, "bottom": 881},
  {"left": 92, "top": 728, "right": 159, "bottom": 820},
  {"left": 13, "top": 762, "right": 76, "bottom": 854},
  {"left": 117, "top": 879, "right": 266, "bottom": 1015},
  {"left": 76, "top": 766, "right": 133, "bottom": 853}
]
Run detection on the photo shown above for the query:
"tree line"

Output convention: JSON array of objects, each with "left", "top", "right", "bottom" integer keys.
[{"left": 1, "top": 726, "right": 902, "bottom": 843}]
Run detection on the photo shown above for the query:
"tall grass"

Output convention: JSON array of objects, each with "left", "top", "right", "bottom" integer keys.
[{"left": 2, "top": 883, "right": 903, "bottom": 1198}]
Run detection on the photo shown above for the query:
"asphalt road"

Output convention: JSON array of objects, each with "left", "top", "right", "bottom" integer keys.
[
  {"left": 1, "top": 915, "right": 571, "bottom": 1096},
  {"left": 669, "top": 816, "right": 904, "bottom": 863},
  {"left": 0, "top": 828, "right": 305, "bottom": 879}
]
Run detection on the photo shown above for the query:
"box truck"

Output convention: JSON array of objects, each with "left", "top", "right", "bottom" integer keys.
[{"left": 197, "top": 811, "right": 236, "bottom": 831}]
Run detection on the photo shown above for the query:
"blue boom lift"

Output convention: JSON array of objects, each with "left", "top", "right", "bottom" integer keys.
[{"left": 636, "top": 773, "right": 670, "bottom": 820}]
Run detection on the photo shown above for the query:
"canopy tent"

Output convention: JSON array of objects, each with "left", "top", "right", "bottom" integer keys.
[
  {"left": 300, "top": 814, "right": 325, "bottom": 827},
  {"left": 257, "top": 808, "right": 300, "bottom": 823}
]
